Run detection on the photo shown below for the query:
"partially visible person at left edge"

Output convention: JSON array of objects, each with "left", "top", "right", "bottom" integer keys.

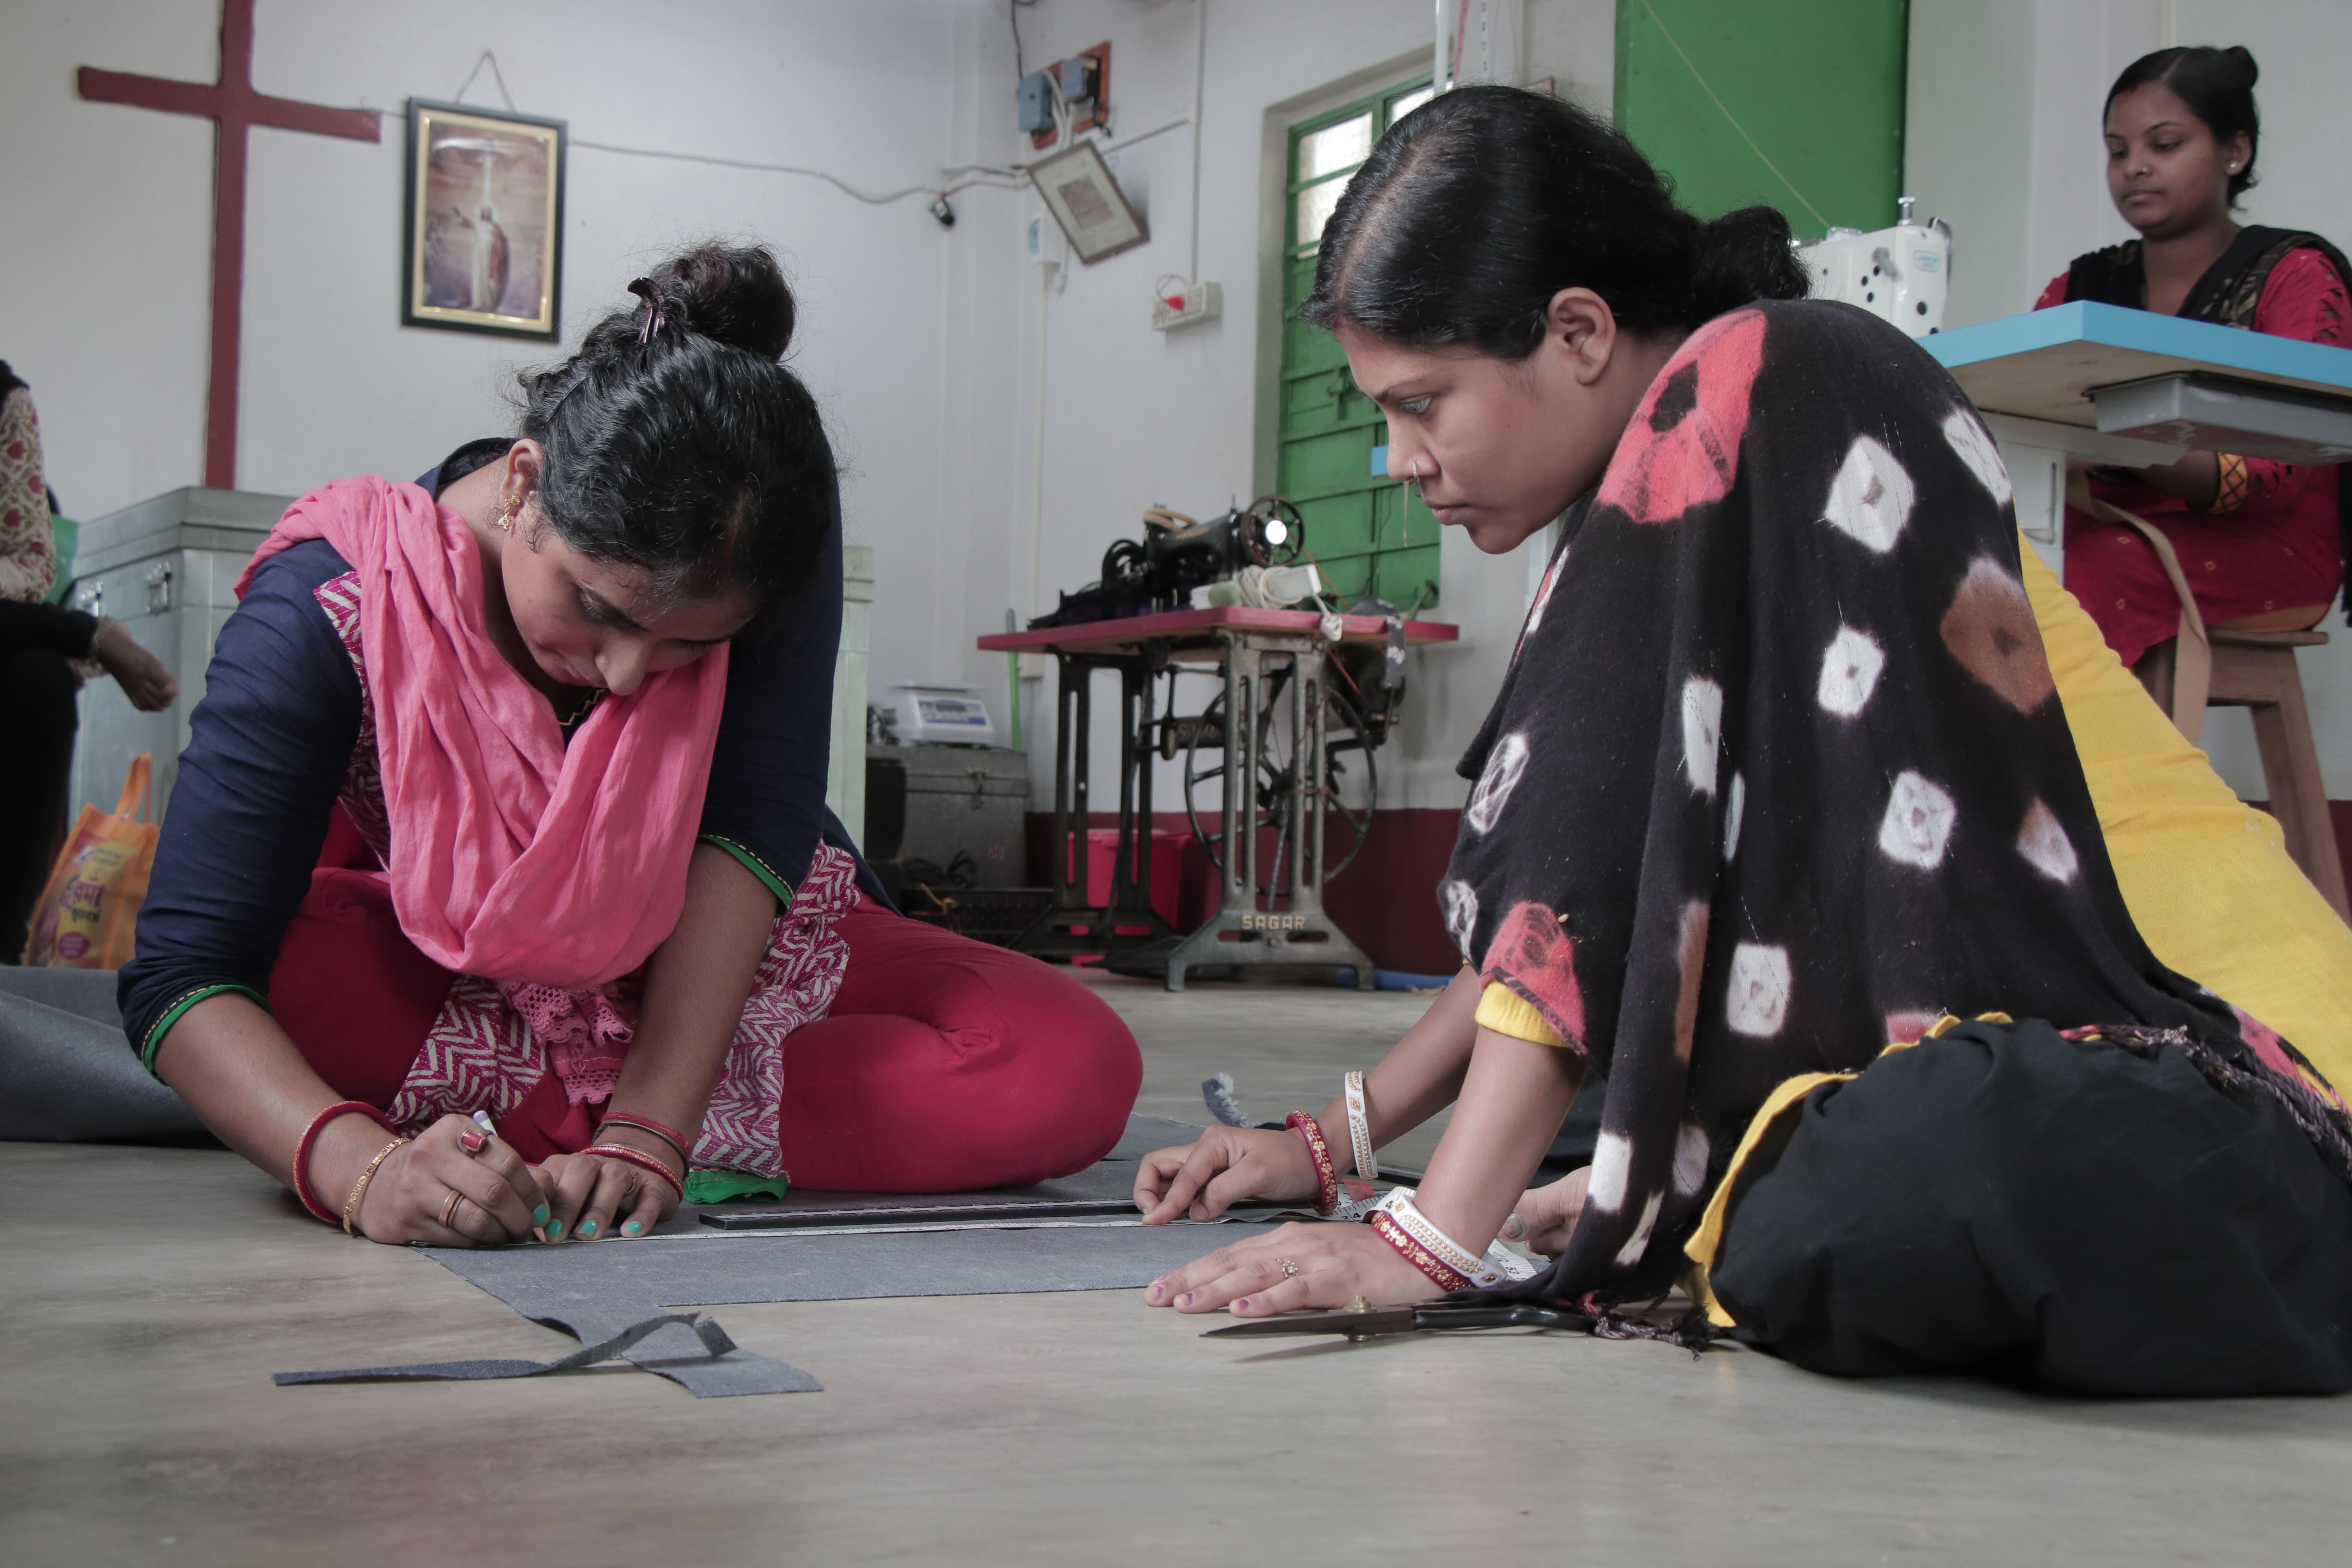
[
  {"left": 0, "top": 359, "right": 176, "bottom": 960},
  {"left": 2038, "top": 45, "right": 2348, "bottom": 668}
]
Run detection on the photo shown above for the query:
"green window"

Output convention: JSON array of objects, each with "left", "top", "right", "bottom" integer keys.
[
  {"left": 1277, "top": 76, "right": 1440, "bottom": 617},
  {"left": 1613, "top": 0, "right": 1908, "bottom": 233}
]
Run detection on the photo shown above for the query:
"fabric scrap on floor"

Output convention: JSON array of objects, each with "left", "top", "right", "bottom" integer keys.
[{"left": 270, "top": 1310, "right": 820, "bottom": 1391}]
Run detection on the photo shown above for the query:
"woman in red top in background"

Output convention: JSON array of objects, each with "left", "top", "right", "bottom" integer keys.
[{"left": 2037, "top": 45, "right": 2349, "bottom": 668}]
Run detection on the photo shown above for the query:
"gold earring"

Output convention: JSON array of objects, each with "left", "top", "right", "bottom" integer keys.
[{"left": 496, "top": 495, "right": 521, "bottom": 532}]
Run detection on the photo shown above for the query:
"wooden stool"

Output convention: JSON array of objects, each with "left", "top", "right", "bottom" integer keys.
[{"left": 2137, "top": 629, "right": 2350, "bottom": 922}]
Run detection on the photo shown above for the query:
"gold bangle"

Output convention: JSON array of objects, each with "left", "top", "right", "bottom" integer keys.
[{"left": 343, "top": 1138, "right": 408, "bottom": 1238}]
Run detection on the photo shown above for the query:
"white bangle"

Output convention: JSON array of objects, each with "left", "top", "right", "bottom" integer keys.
[
  {"left": 1343, "top": 1070, "right": 1377, "bottom": 1181},
  {"left": 1373, "top": 1188, "right": 1539, "bottom": 1288}
]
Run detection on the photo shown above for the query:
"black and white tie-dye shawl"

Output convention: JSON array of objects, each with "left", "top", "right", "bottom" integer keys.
[{"left": 1443, "top": 299, "right": 2267, "bottom": 1303}]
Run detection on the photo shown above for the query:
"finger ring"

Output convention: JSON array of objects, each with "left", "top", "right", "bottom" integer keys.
[
  {"left": 439, "top": 1189, "right": 468, "bottom": 1230},
  {"left": 1278, "top": 1257, "right": 1299, "bottom": 1279},
  {"left": 458, "top": 1127, "right": 488, "bottom": 1156}
]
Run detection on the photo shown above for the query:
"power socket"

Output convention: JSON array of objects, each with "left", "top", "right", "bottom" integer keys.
[{"left": 1152, "top": 280, "right": 1220, "bottom": 331}]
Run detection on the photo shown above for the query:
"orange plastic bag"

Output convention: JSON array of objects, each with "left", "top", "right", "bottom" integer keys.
[{"left": 23, "top": 753, "right": 160, "bottom": 968}]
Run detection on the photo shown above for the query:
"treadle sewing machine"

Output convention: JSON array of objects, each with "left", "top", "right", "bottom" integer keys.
[{"left": 982, "top": 499, "right": 1457, "bottom": 990}]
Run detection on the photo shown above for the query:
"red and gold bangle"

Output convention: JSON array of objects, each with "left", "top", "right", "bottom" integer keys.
[
  {"left": 1369, "top": 1210, "right": 1474, "bottom": 1292},
  {"left": 1286, "top": 1111, "right": 1339, "bottom": 1216},
  {"left": 596, "top": 1111, "right": 695, "bottom": 1168},
  {"left": 342, "top": 1137, "right": 409, "bottom": 1238},
  {"left": 292, "top": 1100, "right": 396, "bottom": 1225},
  {"left": 1372, "top": 1189, "right": 1509, "bottom": 1288},
  {"left": 586, "top": 1142, "right": 686, "bottom": 1201}
]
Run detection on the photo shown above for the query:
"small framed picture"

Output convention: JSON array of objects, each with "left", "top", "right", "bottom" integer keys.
[
  {"left": 1029, "top": 138, "right": 1148, "bottom": 265},
  {"left": 403, "top": 99, "right": 566, "bottom": 339}
]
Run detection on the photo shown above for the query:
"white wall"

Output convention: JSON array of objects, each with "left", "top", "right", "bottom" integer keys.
[
  {"left": 3, "top": 0, "right": 1627, "bottom": 820},
  {"left": 1907, "top": 0, "right": 2352, "bottom": 798}
]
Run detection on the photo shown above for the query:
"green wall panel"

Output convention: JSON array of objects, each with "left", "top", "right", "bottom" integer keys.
[{"left": 1613, "top": 0, "right": 1908, "bottom": 238}]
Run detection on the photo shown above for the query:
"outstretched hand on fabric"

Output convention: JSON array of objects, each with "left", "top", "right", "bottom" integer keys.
[
  {"left": 1131, "top": 1125, "right": 1321, "bottom": 1223},
  {"left": 353, "top": 1114, "right": 548, "bottom": 1247},
  {"left": 1501, "top": 1166, "right": 1590, "bottom": 1258},
  {"left": 534, "top": 1145, "right": 681, "bottom": 1242},
  {"left": 1142, "top": 1220, "right": 1444, "bottom": 1316}
]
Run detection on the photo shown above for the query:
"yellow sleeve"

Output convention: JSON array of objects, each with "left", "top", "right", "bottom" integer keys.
[
  {"left": 1474, "top": 982, "right": 1569, "bottom": 1047},
  {"left": 2026, "top": 533, "right": 2352, "bottom": 1091}
]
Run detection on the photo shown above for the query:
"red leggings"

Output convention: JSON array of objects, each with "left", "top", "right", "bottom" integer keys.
[{"left": 269, "top": 869, "right": 1142, "bottom": 1192}]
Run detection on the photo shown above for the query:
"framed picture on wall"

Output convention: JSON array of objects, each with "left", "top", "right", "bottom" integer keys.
[
  {"left": 403, "top": 99, "right": 566, "bottom": 339},
  {"left": 1028, "top": 138, "right": 1147, "bottom": 265}
]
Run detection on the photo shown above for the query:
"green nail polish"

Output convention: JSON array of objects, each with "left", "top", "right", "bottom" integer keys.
[
  {"left": 623, "top": 1220, "right": 643, "bottom": 1237},
  {"left": 545, "top": 1219, "right": 565, "bottom": 1240},
  {"left": 532, "top": 1204, "right": 550, "bottom": 1226},
  {"left": 578, "top": 1219, "right": 599, "bottom": 1238}
]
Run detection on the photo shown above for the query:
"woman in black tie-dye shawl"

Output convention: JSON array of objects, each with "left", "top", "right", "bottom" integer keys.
[{"left": 1137, "top": 86, "right": 2352, "bottom": 1394}]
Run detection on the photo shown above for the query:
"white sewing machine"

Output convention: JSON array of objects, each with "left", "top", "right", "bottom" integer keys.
[{"left": 1797, "top": 197, "right": 1952, "bottom": 338}]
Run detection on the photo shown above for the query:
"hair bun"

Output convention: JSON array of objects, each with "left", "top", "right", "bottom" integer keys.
[
  {"left": 1692, "top": 205, "right": 1810, "bottom": 320},
  {"left": 638, "top": 242, "right": 797, "bottom": 361},
  {"left": 2221, "top": 44, "right": 2259, "bottom": 86}
]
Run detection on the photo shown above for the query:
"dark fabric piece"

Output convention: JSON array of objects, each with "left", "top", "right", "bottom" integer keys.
[
  {"left": 0, "top": 963, "right": 119, "bottom": 1023},
  {"left": 2062, "top": 225, "right": 2352, "bottom": 624},
  {"left": 273, "top": 1310, "right": 819, "bottom": 1397},
  {"left": 0, "top": 645, "right": 78, "bottom": 960},
  {"left": 1445, "top": 300, "right": 2303, "bottom": 1306},
  {"left": 0, "top": 980, "right": 209, "bottom": 1143},
  {"left": 1711, "top": 1019, "right": 2352, "bottom": 1396},
  {"left": 120, "top": 451, "right": 878, "bottom": 1056},
  {"left": 0, "top": 598, "right": 96, "bottom": 658}
]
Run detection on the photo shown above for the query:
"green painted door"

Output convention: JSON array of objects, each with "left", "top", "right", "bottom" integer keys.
[
  {"left": 1614, "top": 0, "right": 1909, "bottom": 237},
  {"left": 1278, "top": 76, "right": 1441, "bottom": 615}
]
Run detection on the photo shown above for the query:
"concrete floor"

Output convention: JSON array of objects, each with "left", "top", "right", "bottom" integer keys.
[{"left": 7, "top": 971, "right": 2352, "bottom": 1565}]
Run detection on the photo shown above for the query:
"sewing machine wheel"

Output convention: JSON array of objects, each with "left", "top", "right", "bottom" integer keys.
[
  {"left": 1240, "top": 495, "right": 1307, "bottom": 570},
  {"left": 1181, "top": 666, "right": 1376, "bottom": 895}
]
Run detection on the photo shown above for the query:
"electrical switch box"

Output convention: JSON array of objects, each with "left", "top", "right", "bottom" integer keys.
[
  {"left": 1056, "top": 55, "right": 1099, "bottom": 107},
  {"left": 1152, "top": 280, "right": 1221, "bottom": 332},
  {"left": 1018, "top": 71, "right": 1054, "bottom": 134},
  {"left": 1026, "top": 42, "right": 1111, "bottom": 148}
]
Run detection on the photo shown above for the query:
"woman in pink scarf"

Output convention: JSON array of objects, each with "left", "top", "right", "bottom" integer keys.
[{"left": 122, "top": 245, "right": 1140, "bottom": 1245}]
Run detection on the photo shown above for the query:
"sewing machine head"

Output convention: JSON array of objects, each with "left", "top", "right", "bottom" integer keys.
[{"left": 1796, "top": 196, "right": 1952, "bottom": 338}]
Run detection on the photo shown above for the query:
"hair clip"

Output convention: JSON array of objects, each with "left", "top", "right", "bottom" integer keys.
[{"left": 628, "top": 277, "right": 667, "bottom": 344}]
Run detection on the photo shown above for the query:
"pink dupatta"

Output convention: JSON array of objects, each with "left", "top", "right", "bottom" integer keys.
[{"left": 238, "top": 475, "right": 729, "bottom": 990}]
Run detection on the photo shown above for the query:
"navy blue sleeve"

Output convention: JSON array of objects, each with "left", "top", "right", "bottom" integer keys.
[
  {"left": 119, "top": 540, "right": 359, "bottom": 1062},
  {"left": 698, "top": 477, "right": 878, "bottom": 904}
]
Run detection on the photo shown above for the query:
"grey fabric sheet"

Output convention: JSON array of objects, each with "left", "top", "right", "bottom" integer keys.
[
  {"left": 403, "top": 1115, "right": 1252, "bottom": 1397},
  {"left": 0, "top": 969, "right": 210, "bottom": 1143},
  {"left": 427, "top": 1213, "right": 1272, "bottom": 1311}
]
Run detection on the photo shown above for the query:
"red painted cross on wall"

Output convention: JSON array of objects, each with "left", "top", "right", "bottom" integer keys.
[{"left": 80, "top": 0, "right": 380, "bottom": 490}]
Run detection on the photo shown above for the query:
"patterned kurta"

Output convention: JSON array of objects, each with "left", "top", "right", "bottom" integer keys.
[
  {"left": 1443, "top": 300, "right": 2292, "bottom": 1303},
  {"left": 312, "top": 569, "right": 856, "bottom": 1177},
  {"left": 0, "top": 384, "right": 58, "bottom": 604}
]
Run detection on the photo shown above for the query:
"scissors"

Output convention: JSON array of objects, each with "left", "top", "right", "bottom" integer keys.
[{"left": 1202, "top": 1302, "right": 1592, "bottom": 1341}]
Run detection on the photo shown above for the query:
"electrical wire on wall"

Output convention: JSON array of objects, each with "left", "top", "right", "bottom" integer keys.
[{"left": 447, "top": 50, "right": 1026, "bottom": 223}]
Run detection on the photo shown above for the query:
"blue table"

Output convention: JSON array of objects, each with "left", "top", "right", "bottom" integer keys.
[{"left": 1924, "top": 302, "right": 2352, "bottom": 573}]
